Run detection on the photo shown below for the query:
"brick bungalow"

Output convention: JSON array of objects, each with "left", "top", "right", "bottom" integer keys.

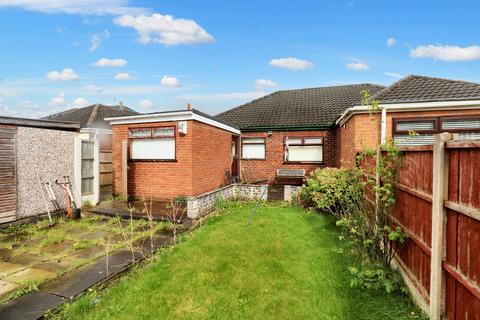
[
  {"left": 106, "top": 74, "right": 480, "bottom": 202},
  {"left": 216, "top": 83, "right": 384, "bottom": 183},
  {"left": 336, "top": 75, "right": 480, "bottom": 167},
  {"left": 106, "top": 107, "right": 240, "bottom": 200}
]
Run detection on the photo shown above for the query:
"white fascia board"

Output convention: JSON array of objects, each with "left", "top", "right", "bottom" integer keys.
[
  {"left": 80, "top": 128, "right": 112, "bottom": 134},
  {"left": 336, "top": 100, "right": 480, "bottom": 126},
  {"left": 105, "top": 111, "right": 240, "bottom": 135}
]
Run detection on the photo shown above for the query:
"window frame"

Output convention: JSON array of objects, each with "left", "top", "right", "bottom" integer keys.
[
  {"left": 392, "top": 115, "right": 480, "bottom": 146},
  {"left": 283, "top": 136, "right": 324, "bottom": 164},
  {"left": 241, "top": 137, "right": 266, "bottom": 160},
  {"left": 439, "top": 115, "right": 480, "bottom": 133},
  {"left": 128, "top": 126, "right": 177, "bottom": 162},
  {"left": 392, "top": 117, "right": 438, "bottom": 135}
]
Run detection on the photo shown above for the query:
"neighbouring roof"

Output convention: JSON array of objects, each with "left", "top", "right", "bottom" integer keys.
[
  {"left": 371, "top": 75, "right": 480, "bottom": 103},
  {"left": 216, "top": 84, "right": 385, "bottom": 130},
  {"left": 44, "top": 104, "right": 139, "bottom": 130},
  {"left": 0, "top": 116, "right": 79, "bottom": 131}
]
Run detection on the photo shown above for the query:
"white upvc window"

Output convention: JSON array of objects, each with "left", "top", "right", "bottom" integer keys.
[
  {"left": 129, "top": 127, "right": 175, "bottom": 160},
  {"left": 242, "top": 138, "right": 266, "bottom": 159},
  {"left": 393, "top": 116, "right": 480, "bottom": 146},
  {"left": 285, "top": 137, "right": 323, "bottom": 163}
]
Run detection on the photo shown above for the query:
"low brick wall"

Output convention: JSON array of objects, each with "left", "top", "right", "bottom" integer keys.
[{"left": 186, "top": 184, "right": 268, "bottom": 219}]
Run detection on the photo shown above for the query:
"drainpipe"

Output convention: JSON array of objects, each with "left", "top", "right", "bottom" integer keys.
[{"left": 380, "top": 106, "right": 387, "bottom": 144}]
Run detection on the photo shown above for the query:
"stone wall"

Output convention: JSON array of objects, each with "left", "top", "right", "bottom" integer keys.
[
  {"left": 186, "top": 184, "right": 268, "bottom": 219},
  {"left": 16, "top": 126, "right": 76, "bottom": 218}
]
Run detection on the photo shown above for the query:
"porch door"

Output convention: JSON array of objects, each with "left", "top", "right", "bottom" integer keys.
[
  {"left": 0, "top": 127, "right": 17, "bottom": 223},
  {"left": 231, "top": 137, "right": 239, "bottom": 177}
]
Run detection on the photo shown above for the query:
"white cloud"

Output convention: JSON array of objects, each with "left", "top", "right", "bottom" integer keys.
[
  {"left": 85, "top": 84, "right": 102, "bottom": 92},
  {"left": 72, "top": 97, "right": 89, "bottom": 108},
  {"left": 385, "top": 72, "right": 404, "bottom": 79},
  {"left": 46, "top": 68, "right": 79, "bottom": 81},
  {"left": 90, "top": 29, "right": 110, "bottom": 52},
  {"left": 114, "top": 72, "right": 136, "bottom": 80},
  {"left": 346, "top": 59, "right": 370, "bottom": 71},
  {"left": 0, "top": 0, "right": 147, "bottom": 15},
  {"left": 254, "top": 79, "right": 277, "bottom": 89},
  {"left": 269, "top": 57, "right": 313, "bottom": 71},
  {"left": 139, "top": 99, "right": 153, "bottom": 109},
  {"left": 387, "top": 38, "right": 396, "bottom": 47},
  {"left": 92, "top": 58, "right": 127, "bottom": 67},
  {"left": 49, "top": 92, "right": 67, "bottom": 106},
  {"left": 160, "top": 76, "right": 181, "bottom": 87},
  {"left": 410, "top": 44, "right": 480, "bottom": 61},
  {"left": 114, "top": 13, "right": 214, "bottom": 46}
]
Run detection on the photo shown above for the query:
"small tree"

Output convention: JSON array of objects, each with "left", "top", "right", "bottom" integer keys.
[{"left": 168, "top": 196, "right": 187, "bottom": 243}]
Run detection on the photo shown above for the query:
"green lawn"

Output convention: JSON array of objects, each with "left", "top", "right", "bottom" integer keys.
[{"left": 58, "top": 202, "right": 423, "bottom": 320}]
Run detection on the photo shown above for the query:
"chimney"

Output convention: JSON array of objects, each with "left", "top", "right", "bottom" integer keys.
[
  {"left": 118, "top": 101, "right": 125, "bottom": 111},
  {"left": 187, "top": 103, "right": 192, "bottom": 111}
]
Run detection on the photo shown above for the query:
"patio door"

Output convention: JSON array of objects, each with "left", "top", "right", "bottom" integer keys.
[{"left": 231, "top": 136, "right": 239, "bottom": 177}]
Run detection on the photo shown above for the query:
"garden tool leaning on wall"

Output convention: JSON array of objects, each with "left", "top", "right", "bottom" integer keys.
[{"left": 56, "top": 176, "right": 81, "bottom": 219}]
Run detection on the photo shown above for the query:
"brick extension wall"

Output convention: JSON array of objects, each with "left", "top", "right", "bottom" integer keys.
[
  {"left": 338, "top": 109, "right": 480, "bottom": 168},
  {"left": 239, "top": 130, "right": 336, "bottom": 184},
  {"left": 112, "top": 120, "right": 233, "bottom": 199}
]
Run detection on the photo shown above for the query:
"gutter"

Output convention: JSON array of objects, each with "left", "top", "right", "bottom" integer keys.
[
  {"left": 336, "top": 99, "right": 480, "bottom": 126},
  {"left": 241, "top": 125, "right": 332, "bottom": 132}
]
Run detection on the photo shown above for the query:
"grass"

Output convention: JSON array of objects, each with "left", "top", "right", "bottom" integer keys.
[{"left": 57, "top": 202, "right": 424, "bottom": 320}]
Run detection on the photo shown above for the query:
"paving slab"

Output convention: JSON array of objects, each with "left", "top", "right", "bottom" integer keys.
[
  {"left": 42, "top": 250, "right": 142, "bottom": 299},
  {"left": 0, "top": 248, "right": 15, "bottom": 261},
  {"left": 40, "top": 240, "right": 75, "bottom": 256},
  {"left": 4, "top": 268, "right": 55, "bottom": 284},
  {"left": 0, "top": 280, "right": 19, "bottom": 298},
  {"left": 77, "top": 230, "right": 107, "bottom": 241},
  {"left": 71, "top": 245, "right": 105, "bottom": 260},
  {"left": 0, "top": 262, "right": 25, "bottom": 278},
  {"left": 32, "top": 260, "right": 72, "bottom": 275},
  {"left": 0, "top": 291, "right": 65, "bottom": 320},
  {"left": 8, "top": 254, "right": 45, "bottom": 266}
]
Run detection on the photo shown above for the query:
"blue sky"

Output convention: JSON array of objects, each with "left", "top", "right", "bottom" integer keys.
[{"left": 1, "top": 0, "right": 480, "bottom": 118}]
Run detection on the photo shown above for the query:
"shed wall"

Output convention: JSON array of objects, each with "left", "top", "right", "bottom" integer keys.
[{"left": 16, "top": 126, "right": 76, "bottom": 218}]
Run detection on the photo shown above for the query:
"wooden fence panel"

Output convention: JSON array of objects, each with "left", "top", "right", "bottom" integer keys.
[
  {"left": 391, "top": 140, "right": 480, "bottom": 319},
  {"left": 0, "top": 126, "right": 16, "bottom": 223},
  {"left": 99, "top": 150, "right": 113, "bottom": 200}
]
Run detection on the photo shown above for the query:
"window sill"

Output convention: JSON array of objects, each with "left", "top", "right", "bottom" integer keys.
[
  {"left": 283, "top": 161, "right": 323, "bottom": 165},
  {"left": 129, "top": 159, "right": 177, "bottom": 163}
]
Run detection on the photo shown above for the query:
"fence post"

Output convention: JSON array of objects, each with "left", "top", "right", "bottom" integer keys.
[
  {"left": 429, "top": 132, "right": 451, "bottom": 320},
  {"left": 121, "top": 139, "right": 128, "bottom": 201}
]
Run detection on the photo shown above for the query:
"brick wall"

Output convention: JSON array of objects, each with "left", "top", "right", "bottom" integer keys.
[
  {"left": 338, "top": 109, "right": 480, "bottom": 168},
  {"left": 112, "top": 120, "right": 233, "bottom": 200},
  {"left": 192, "top": 121, "right": 232, "bottom": 194},
  {"left": 239, "top": 130, "right": 336, "bottom": 184}
]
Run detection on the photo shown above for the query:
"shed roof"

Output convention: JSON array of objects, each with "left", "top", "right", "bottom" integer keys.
[{"left": 0, "top": 116, "right": 80, "bottom": 131}]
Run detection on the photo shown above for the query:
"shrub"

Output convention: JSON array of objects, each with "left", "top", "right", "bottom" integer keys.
[
  {"left": 299, "top": 146, "right": 408, "bottom": 293},
  {"left": 299, "top": 168, "right": 365, "bottom": 220}
]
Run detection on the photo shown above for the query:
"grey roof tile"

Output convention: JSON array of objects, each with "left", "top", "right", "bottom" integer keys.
[
  {"left": 371, "top": 75, "right": 480, "bottom": 103},
  {"left": 216, "top": 84, "right": 384, "bottom": 129},
  {"left": 44, "top": 104, "right": 139, "bottom": 130}
]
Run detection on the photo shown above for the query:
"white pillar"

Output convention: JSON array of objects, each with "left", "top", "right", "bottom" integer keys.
[
  {"left": 381, "top": 107, "right": 387, "bottom": 144},
  {"left": 93, "top": 137, "right": 100, "bottom": 204},
  {"left": 73, "top": 135, "right": 82, "bottom": 206}
]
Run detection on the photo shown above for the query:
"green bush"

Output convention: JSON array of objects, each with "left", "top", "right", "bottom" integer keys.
[{"left": 299, "top": 168, "right": 365, "bottom": 220}]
